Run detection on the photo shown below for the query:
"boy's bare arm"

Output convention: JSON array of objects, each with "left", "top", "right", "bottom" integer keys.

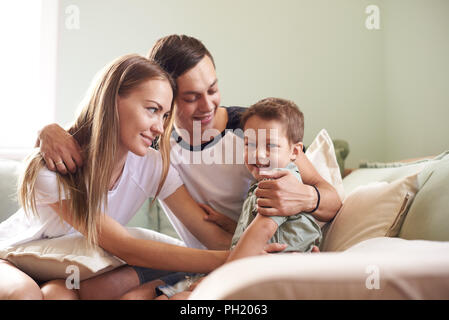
[{"left": 227, "top": 214, "right": 278, "bottom": 263}]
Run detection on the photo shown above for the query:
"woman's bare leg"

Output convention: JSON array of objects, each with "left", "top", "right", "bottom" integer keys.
[
  {"left": 0, "top": 259, "right": 43, "bottom": 300},
  {"left": 40, "top": 279, "right": 80, "bottom": 300},
  {"left": 77, "top": 265, "right": 141, "bottom": 300},
  {"left": 120, "top": 279, "right": 165, "bottom": 300},
  {"left": 40, "top": 265, "right": 140, "bottom": 300}
]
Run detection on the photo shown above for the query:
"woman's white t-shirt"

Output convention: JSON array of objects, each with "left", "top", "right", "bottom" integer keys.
[{"left": 0, "top": 149, "right": 183, "bottom": 248}]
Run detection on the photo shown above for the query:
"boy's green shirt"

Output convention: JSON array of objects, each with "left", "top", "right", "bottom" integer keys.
[{"left": 231, "top": 162, "right": 322, "bottom": 253}]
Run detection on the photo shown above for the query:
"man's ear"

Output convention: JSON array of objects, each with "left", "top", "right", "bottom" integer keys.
[{"left": 290, "top": 142, "right": 303, "bottom": 161}]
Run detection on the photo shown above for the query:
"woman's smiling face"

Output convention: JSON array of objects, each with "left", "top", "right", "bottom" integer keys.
[{"left": 117, "top": 78, "right": 173, "bottom": 157}]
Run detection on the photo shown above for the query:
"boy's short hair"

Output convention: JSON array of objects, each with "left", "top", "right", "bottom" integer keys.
[{"left": 241, "top": 97, "right": 304, "bottom": 143}]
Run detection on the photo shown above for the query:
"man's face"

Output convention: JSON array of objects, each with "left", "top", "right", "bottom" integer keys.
[{"left": 174, "top": 55, "right": 221, "bottom": 138}]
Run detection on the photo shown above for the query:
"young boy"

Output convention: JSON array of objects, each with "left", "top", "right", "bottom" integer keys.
[
  {"left": 152, "top": 97, "right": 322, "bottom": 299},
  {"left": 226, "top": 97, "right": 322, "bottom": 262}
]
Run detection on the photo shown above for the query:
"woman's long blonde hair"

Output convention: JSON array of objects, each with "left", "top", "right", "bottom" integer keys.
[{"left": 18, "top": 54, "right": 176, "bottom": 245}]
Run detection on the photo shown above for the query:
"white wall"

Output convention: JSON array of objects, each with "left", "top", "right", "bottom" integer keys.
[
  {"left": 55, "top": 0, "right": 448, "bottom": 168},
  {"left": 383, "top": 0, "right": 449, "bottom": 161}
]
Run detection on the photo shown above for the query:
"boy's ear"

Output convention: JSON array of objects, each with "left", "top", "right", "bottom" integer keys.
[{"left": 290, "top": 142, "right": 303, "bottom": 161}]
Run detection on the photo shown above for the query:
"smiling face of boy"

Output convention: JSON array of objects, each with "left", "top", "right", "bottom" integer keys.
[{"left": 243, "top": 115, "right": 303, "bottom": 181}]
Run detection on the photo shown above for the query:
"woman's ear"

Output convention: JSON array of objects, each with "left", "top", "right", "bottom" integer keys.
[{"left": 290, "top": 142, "right": 303, "bottom": 161}]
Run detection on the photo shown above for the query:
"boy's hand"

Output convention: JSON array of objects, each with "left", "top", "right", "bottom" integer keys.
[
  {"left": 199, "top": 203, "right": 237, "bottom": 234},
  {"left": 255, "top": 170, "right": 317, "bottom": 216},
  {"left": 37, "top": 123, "right": 84, "bottom": 174}
]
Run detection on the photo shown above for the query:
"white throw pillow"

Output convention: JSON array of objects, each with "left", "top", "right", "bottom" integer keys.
[
  {"left": 305, "top": 129, "right": 345, "bottom": 201},
  {"left": 321, "top": 173, "right": 419, "bottom": 252},
  {"left": 0, "top": 227, "right": 185, "bottom": 282}
]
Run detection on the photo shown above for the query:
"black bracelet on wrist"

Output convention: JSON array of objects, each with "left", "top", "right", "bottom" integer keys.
[{"left": 304, "top": 185, "right": 320, "bottom": 214}]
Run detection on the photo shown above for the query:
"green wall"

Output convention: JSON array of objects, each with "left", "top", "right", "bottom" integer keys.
[
  {"left": 383, "top": 0, "right": 449, "bottom": 162},
  {"left": 55, "top": 0, "right": 448, "bottom": 168}
]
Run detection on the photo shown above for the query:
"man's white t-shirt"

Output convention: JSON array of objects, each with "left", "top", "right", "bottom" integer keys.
[
  {"left": 0, "top": 149, "right": 183, "bottom": 248},
  {"left": 160, "top": 107, "right": 254, "bottom": 249}
]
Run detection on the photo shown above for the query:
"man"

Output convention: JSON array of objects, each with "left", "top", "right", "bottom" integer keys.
[{"left": 37, "top": 35, "right": 341, "bottom": 298}]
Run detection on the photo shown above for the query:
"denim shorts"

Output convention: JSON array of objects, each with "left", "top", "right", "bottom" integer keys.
[
  {"left": 132, "top": 266, "right": 201, "bottom": 297},
  {"left": 132, "top": 266, "right": 179, "bottom": 285}
]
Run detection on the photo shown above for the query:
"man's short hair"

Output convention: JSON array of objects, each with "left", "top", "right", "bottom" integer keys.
[
  {"left": 241, "top": 97, "right": 304, "bottom": 144},
  {"left": 148, "top": 34, "right": 215, "bottom": 80}
]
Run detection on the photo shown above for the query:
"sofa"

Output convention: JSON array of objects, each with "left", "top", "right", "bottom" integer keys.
[
  {"left": 189, "top": 150, "right": 449, "bottom": 299},
  {"left": 1, "top": 140, "right": 449, "bottom": 299}
]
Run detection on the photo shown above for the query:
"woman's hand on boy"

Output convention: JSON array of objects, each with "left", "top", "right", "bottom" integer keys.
[{"left": 199, "top": 203, "right": 237, "bottom": 234}]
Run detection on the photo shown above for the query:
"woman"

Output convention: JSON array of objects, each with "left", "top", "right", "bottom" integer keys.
[{"left": 0, "top": 54, "right": 240, "bottom": 299}]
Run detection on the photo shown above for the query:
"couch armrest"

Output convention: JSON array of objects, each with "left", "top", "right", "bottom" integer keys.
[{"left": 189, "top": 239, "right": 449, "bottom": 300}]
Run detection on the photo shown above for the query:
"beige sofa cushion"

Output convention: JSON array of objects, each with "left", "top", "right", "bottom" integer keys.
[
  {"left": 342, "top": 162, "right": 430, "bottom": 195},
  {"left": 340, "top": 151, "right": 449, "bottom": 242},
  {"left": 321, "top": 173, "right": 419, "bottom": 252},
  {"left": 0, "top": 227, "right": 185, "bottom": 282},
  {"left": 399, "top": 156, "right": 449, "bottom": 241}
]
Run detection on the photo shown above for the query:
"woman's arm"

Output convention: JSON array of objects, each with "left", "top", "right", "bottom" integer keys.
[
  {"left": 162, "top": 186, "right": 234, "bottom": 250},
  {"left": 49, "top": 201, "right": 229, "bottom": 274},
  {"left": 227, "top": 214, "right": 278, "bottom": 263}
]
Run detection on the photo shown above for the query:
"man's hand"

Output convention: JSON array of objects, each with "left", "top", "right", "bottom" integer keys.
[
  {"left": 255, "top": 170, "right": 317, "bottom": 217},
  {"left": 37, "top": 123, "right": 83, "bottom": 174},
  {"left": 199, "top": 203, "right": 237, "bottom": 234}
]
